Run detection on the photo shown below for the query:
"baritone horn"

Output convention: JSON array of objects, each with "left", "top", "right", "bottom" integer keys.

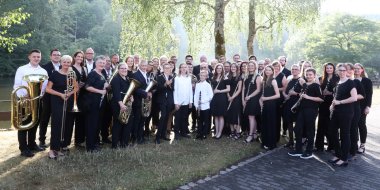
[
  {"left": 119, "top": 79, "right": 141, "bottom": 124},
  {"left": 11, "top": 74, "right": 48, "bottom": 130},
  {"left": 141, "top": 79, "right": 157, "bottom": 117}
]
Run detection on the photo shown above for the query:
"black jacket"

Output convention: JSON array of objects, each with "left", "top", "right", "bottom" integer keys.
[{"left": 155, "top": 74, "right": 174, "bottom": 105}]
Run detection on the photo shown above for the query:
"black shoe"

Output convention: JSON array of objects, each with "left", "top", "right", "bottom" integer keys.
[
  {"left": 137, "top": 139, "right": 145, "bottom": 144},
  {"left": 328, "top": 158, "right": 340, "bottom": 164},
  {"left": 161, "top": 137, "right": 171, "bottom": 141},
  {"left": 174, "top": 135, "right": 181, "bottom": 140},
  {"left": 288, "top": 150, "right": 302, "bottom": 157},
  {"left": 39, "top": 141, "right": 48, "bottom": 148},
  {"left": 347, "top": 154, "right": 357, "bottom": 162},
  {"left": 102, "top": 139, "right": 112, "bottom": 144},
  {"left": 21, "top": 150, "right": 34, "bottom": 157},
  {"left": 29, "top": 145, "right": 45, "bottom": 152},
  {"left": 155, "top": 139, "right": 160, "bottom": 144},
  {"left": 300, "top": 152, "right": 313, "bottom": 159},
  {"left": 195, "top": 134, "right": 202, "bottom": 139}
]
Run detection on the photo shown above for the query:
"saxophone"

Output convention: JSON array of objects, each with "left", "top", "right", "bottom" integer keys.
[
  {"left": 119, "top": 79, "right": 141, "bottom": 124},
  {"left": 141, "top": 74, "right": 157, "bottom": 117}
]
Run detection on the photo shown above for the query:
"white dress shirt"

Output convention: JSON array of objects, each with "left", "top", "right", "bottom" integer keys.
[
  {"left": 194, "top": 80, "right": 213, "bottom": 110},
  {"left": 85, "top": 60, "right": 94, "bottom": 72},
  {"left": 52, "top": 62, "right": 60, "bottom": 71},
  {"left": 13, "top": 63, "right": 48, "bottom": 97},
  {"left": 174, "top": 75, "right": 193, "bottom": 105}
]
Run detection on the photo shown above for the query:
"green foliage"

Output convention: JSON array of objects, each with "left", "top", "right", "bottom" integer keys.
[
  {"left": 0, "top": 7, "right": 31, "bottom": 52},
  {"left": 285, "top": 14, "right": 380, "bottom": 73}
]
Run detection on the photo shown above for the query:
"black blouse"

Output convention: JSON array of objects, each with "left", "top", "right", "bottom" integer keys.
[
  {"left": 360, "top": 77, "right": 373, "bottom": 108},
  {"left": 334, "top": 79, "right": 355, "bottom": 113},
  {"left": 300, "top": 83, "right": 323, "bottom": 109},
  {"left": 244, "top": 74, "right": 257, "bottom": 96},
  {"left": 86, "top": 70, "right": 107, "bottom": 103},
  {"left": 111, "top": 73, "right": 130, "bottom": 103},
  {"left": 49, "top": 71, "right": 67, "bottom": 93}
]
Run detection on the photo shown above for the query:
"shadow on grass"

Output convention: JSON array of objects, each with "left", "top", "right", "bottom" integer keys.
[{"left": 0, "top": 134, "right": 266, "bottom": 190}]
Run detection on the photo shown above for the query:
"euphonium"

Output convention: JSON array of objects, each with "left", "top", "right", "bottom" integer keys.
[
  {"left": 141, "top": 79, "right": 157, "bottom": 117},
  {"left": 67, "top": 67, "right": 80, "bottom": 112},
  {"left": 119, "top": 79, "right": 141, "bottom": 124},
  {"left": 11, "top": 74, "right": 48, "bottom": 130}
]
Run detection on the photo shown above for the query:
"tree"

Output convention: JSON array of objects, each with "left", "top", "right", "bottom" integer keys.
[
  {"left": 285, "top": 14, "right": 380, "bottom": 72},
  {"left": 0, "top": 7, "right": 31, "bottom": 52}
]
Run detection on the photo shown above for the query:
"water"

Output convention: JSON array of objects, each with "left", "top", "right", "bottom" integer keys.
[{"left": 0, "top": 77, "right": 13, "bottom": 112}]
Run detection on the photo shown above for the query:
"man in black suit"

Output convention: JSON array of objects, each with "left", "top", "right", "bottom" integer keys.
[
  {"left": 193, "top": 55, "right": 213, "bottom": 77},
  {"left": 132, "top": 60, "right": 151, "bottom": 144},
  {"left": 155, "top": 63, "right": 174, "bottom": 144},
  {"left": 39, "top": 48, "right": 61, "bottom": 148},
  {"left": 279, "top": 56, "right": 291, "bottom": 78}
]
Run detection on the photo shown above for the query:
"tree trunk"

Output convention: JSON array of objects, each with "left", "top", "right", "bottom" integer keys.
[
  {"left": 214, "top": 0, "right": 226, "bottom": 59},
  {"left": 247, "top": 0, "right": 256, "bottom": 56}
]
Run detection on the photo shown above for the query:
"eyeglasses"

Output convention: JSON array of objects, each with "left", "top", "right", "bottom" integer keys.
[
  {"left": 292, "top": 69, "right": 299, "bottom": 71},
  {"left": 52, "top": 54, "right": 61, "bottom": 56},
  {"left": 338, "top": 70, "right": 347, "bottom": 72},
  {"left": 119, "top": 68, "right": 128, "bottom": 70}
]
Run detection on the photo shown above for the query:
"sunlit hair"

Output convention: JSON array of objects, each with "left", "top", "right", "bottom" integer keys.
[
  {"left": 300, "top": 61, "right": 312, "bottom": 77},
  {"left": 213, "top": 63, "right": 225, "bottom": 80},
  {"left": 240, "top": 61, "right": 248, "bottom": 79},
  {"left": 336, "top": 63, "right": 345, "bottom": 70},
  {"left": 321, "top": 62, "right": 336, "bottom": 83},
  {"left": 72, "top": 50, "right": 84, "bottom": 66},
  {"left": 247, "top": 61, "right": 257, "bottom": 75},
  {"left": 178, "top": 63, "right": 189, "bottom": 76},
  {"left": 354, "top": 63, "right": 368, "bottom": 78},
  {"left": 345, "top": 62, "right": 355, "bottom": 70},
  {"left": 271, "top": 61, "right": 282, "bottom": 71},
  {"left": 61, "top": 55, "right": 73, "bottom": 63},
  {"left": 263, "top": 65, "right": 275, "bottom": 87},
  {"left": 305, "top": 68, "right": 316, "bottom": 75}
]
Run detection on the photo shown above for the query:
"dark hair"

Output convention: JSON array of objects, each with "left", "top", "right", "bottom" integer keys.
[
  {"left": 305, "top": 68, "right": 316, "bottom": 75},
  {"left": 263, "top": 65, "right": 275, "bottom": 87},
  {"left": 111, "top": 54, "right": 119, "bottom": 58},
  {"left": 50, "top": 48, "right": 59, "bottom": 56},
  {"left": 213, "top": 63, "right": 225, "bottom": 80},
  {"left": 185, "top": 55, "right": 193, "bottom": 60},
  {"left": 29, "top": 49, "right": 41, "bottom": 55},
  {"left": 72, "top": 50, "right": 85, "bottom": 66},
  {"left": 321, "top": 62, "right": 336, "bottom": 84},
  {"left": 228, "top": 63, "right": 240, "bottom": 81},
  {"left": 248, "top": 55, "right": 257, "bottom": 61}
]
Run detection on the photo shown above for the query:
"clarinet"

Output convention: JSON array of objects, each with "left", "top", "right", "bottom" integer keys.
[
  {"left": 330, "top": 84, "right": 339, "bottom": 120},
  {"left": 197, "top": 91, "right": 201, "bottom": 117},
  {"left": 244, "top": 75, "right": 255, "bottom": 113}
]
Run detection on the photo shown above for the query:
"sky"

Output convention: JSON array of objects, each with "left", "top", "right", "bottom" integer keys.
[{"left": 321, "top": 0, "right": 380, "bottom": 15}]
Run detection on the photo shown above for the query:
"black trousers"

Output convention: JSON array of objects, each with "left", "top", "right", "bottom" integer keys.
[
  {"left": 174, "top": 105, "right": 189, "bottom": 136},
  {"left": 18, "top": 115, "right": 39, "bottom": 151},
  {"left": 275, "top": 102, "right": 283, "bottom": 142},
  {"left": 198, "top": 109, "right": 211, "bottom": 136},
  {"left": 329, "top": 111, "right": 353, "bottom": 161},
  {"left": 50, "top": 102, "right": 74, "bottom": 151},
  {"left": 190, "top": 104, "right": 197, "bottom": 131},
  {"left": 145, "top": 100, "right": 160, "bottom": 133},
  {"left": 358, "top": 110, "right": 368, "bottom": 144},
  {"left": 39, "top": 94, "right": 51, "bottom": 143},
  {"left": 350, "top": 106, "right": 361, "bottom": 155},
  {"left": 132, "top": 104, "right": 145, "bottom": 143},
  {"left": 111, "top": 105, "right": 133, "bottom": 148},
  {"left": 85, "top": 107, "right": 100, "bottom": 151},
  {"left": 157, "top": 102, "right": 173, "bottom": 140},
  {"left": 74, "top": 112, "right": 86, "bottom": 144},
  {"left": 315, "top": 105, "right": 331, "bottom": 150},
  {"left": 294, "top": 108, "right": 318, "bottom": 153},
  {"left": 99, "top": 99, "right": 113, "bottom": 141}
]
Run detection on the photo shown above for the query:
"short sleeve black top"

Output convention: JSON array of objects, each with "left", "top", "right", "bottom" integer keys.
[
  {"left": 49, "top": 71, "right": 67, "bottom": 93},
  {"left": 300, "top": 83, "right": 323, "bottom": 109},
  {"left": 86, "top": 70, "right": 107, "bottom": 101},
  {"left": 285, "top": 77, "right": 303, "bottom": 102},
  {"left": 334, "top": 79, "right": 355, "bottom": 113},
  {"left": 244, "top": 74, "right": 257, "bottom": 96},
  {"left": 353, "top": 79, "right": 365, "bottom": 108}
]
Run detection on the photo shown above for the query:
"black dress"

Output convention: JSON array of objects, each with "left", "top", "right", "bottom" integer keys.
[
  {"left": 261, "top": 80, "right": 278, "bottom": 149},
  {"left": 358, "top": 77, "right": 373, "bottom": 144},
  {"left": 283, "top": 77, "right": 303, "bottom": 124},
  {"left": 49, "top": 71, "right": 74, "bottom": 151},
  {"left": 243, "top": 74, "right": 260, "bottom": 116},
  {"left": 71, "top": 66, "right": 87, "bottom": 145},
  {"left": 227, "top": 76, "right": 242, "bottom": 125},
  {"left": 350, "top": 79, "right": 365, "bottom": 155},
  {"left": 210, "top": 78, "right": 229, "bottom": 116}
]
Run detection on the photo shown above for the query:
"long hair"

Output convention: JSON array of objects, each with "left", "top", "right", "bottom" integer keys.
[
  {"left": 125, "top": 56, "right": 134, "bottom": 70},
  {"left": 240, "top": 61, "right": 248, "bottom": 79},
  {"left": 213, "top": 63, "right": 225, "bottom": 80},
  {"left": 248, "top": 61, "right": 257, "bottom": 75},
  {"left": 354, "top": 63, "right": 368, "bottom": 78},
  {"left": 300, "top": 61, "right": 312, "bottom": 77},
  {"left": 228, "top": 63, "right": 240, "bottom": 81},
  {"left": 263, "top": 65, "right": 275, "bottom": 87},
  {"left": 72, "top": 50, "right": 85, "bottom": 66},
  {"left": 178, "top": 63, "right": 189, "bottom": 76},
  {"left": 321, "top": 62, "right": 336, "bottom": 84}
]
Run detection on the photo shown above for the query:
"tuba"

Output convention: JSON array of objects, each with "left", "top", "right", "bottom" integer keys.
[
  {"left": 11, "top": 74, "right": 48, "bottom": 130},
  {"left": 141, "top": 79, "right": 157, "bottom": 117},
  {"left": 119, "top": 79, "right": 141, "bottom": 124}
]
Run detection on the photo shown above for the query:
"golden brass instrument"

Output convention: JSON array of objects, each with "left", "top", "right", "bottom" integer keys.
[
  {"left": 67, "top": 67, "right": 80, "bottom": 112},
  {"left": 142, "top": 78, "right": 157, "bottom": 117},
  {"left": 11, "top": 74, "right": 48, "bottom": 130},
  {"left": 119, "top": 79, "right": 141, "bottom": 124}
]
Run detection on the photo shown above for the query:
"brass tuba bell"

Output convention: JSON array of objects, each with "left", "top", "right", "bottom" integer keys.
[
  {"left": 11, "top": 74, "right": 48, "bottom": 130},
  {"left": 141, "top": 79, "right": 157, "bottom": 117},
  {"left": 119, "top": 79, "right": 141, "bottom": 124}
]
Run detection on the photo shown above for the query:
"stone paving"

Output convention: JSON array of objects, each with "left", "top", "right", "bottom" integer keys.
[{"left": 179, "top": 106, "right": 380, "bottom": 190}]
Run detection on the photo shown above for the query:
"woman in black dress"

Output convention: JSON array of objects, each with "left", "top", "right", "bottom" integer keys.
[
  {"left": 85, "top": 55, "right": 109, "bottom": 152},
  {"left": 71, "top": 51, "right": 87, "bottom": 147},
  {"left": 346, "top": 63, "right": 365, "bottom": 159},
  {"left": 288, "top": 68, "right": 323, "bottom": 159},
  {"left": 45, "top": 55, "right": 76, "bottom": 159},
  {"left": 111, "top": 63, "right": 133, "bottom": 148},
  {"left": 227, "top": 63, "right": 242, "bottom": 139},
  {"left": 354, "top": 63, "right": 373, "bottom": 154},
  {"left": 125, "top": 56, "right": 135, "bottom": 78},
  {"left": 272, "top": 61, "right": 287, "bottom": 142},
  {"left": 239, "top": 62, "right": 249, "bottom": 134},
  {"left": 328, "top": 63, "right": 357, "bottom": 167},
  {"left": 283, "top": 64, "right": 303, "bottom": 148},
  {"left": 210, "top": 63, "right": 230, "bottom": 138},
  {"left": 315, "top": 63, "right": 339, "bottom": 151},
  {"left": 260, "top": 66, "right": 280, "bottom": 150},
  {"left": 242, "top": 61, "right": 262, "bottom": 143}
]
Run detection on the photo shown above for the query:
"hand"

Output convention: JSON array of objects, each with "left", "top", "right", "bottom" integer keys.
[
  {"left": 60, "top": 93, "right": 68, "bottom": 100},
  {"left": 228, "top": 96, "right": 233, "bottom": 102},
  {"left": 103, "top": 82, "right": 109, "bottom": 89},
  {"left": 100, "top": 89, "right": 107, "bottom": 95},
  {"left": 260, "top": 96, "right": 266, "bottom": 102},
  {"left": 147, "top": 92, "right": 152, "bottom": 99},
  {"left": 323, "top": 88, "right": 332, "bottom": 96},
  {"left": 329, "top": 104, "right": 334, "bottom": 112},
  {"left": 175, "top": 104, "right": 180, "bottom": 111},
  {"left": 289, "top": 89, "right": 297, "bottom": 96},
  {"left": 165, "top": 79, "right": 172, "bottom": 86},
  {"left": 259, "top": 99, "right": 263, "bottom": 108},
  {"left": 245, "top": 96, "right": 250, "bottom": 101},
  {"left": 129, "top": 96, "right": 134, "bottom": 103},
  {"left": 284, "top": 94, "right": 290, "bottom": 101},
  {"left": 106, "top": 84, "right": 112, "bottom": 90},
  {"left": 119, "top": 103, "right": 127, "bottom": 111},
  {"left": 189, "top": 103, "right": 192, "bottom": 109},
  {"left": 79, "top": 82, "right": 85, "bottom": 88},
  {"left": 364, "top": 106, "right": 370, "bottom": 115},
  {"left": 301, "top": 94, "right": 308, "bottom": 99}
]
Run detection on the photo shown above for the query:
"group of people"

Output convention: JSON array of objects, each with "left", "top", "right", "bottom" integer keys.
[{"left": 13, "top": 48, "right": 373, "bottom": 167}]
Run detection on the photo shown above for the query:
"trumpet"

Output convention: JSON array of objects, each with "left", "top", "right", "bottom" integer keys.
[{"left": 11, "top": 74, "right": 48, "bottom": 130}]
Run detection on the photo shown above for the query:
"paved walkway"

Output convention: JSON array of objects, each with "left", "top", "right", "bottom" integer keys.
[{"left": 179, "top": 106, "right": 380, "bottom": 190}]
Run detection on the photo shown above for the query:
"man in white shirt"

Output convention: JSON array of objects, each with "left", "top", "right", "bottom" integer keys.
[
  {"left": 194, "top": 71, "right": 214, "bottom": 139},
  {"left": 13, "top": 49, "right": 48, "bottom": 157},
  {"left": 39, "top": 48, "right": 61, "bottom": 147},
  {"left": 85, "top": 47, "right": 95, "bottom": 73}
]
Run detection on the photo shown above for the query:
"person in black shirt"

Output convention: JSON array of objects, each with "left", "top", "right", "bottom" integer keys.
[
  {"left": 354, "top": 63, "right": 373, "bottom": 154},
  {"left": 45, "top": 55, "right": 76, "bottom": 159},
  {"left": 315, "top": 63, "right": 339, "bottom": 152},
  {"left": 346, "top": 63, "right": 365, "bottom": 159},
  {"left": 288, "top": 68, "right": 323, "bottom": 159},
  {"left": 272, "top": 61, "right": 287, "bottom": 141},
  {"left": 328, "top": 63, "right": 357, "bottom": 167},
  {"left": 110, "top": 63, "right": 133, "bottom": 148},
  {"left": 278, "top": 56, "right": 291, "bottom": 78}
]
